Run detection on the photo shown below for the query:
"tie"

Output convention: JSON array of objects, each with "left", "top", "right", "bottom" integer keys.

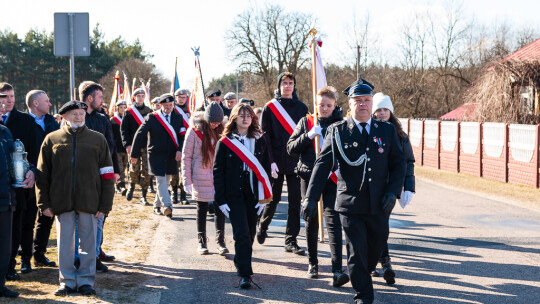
[
  {"left": 1, "top": 114, "right": 6, "bottom": 124},
  {"left": 359, "top": 122, "right": 368, "bottom": 143},
  {"left": 165, "top": 114, "right": 169, "bottom": 124}
]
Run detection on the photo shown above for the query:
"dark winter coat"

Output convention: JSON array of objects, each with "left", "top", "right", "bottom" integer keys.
[
  {"left": 85, "top": 110, "right": 119, "bottom": 174},
  {"left": 213, "top": 135, "right": 270, "bottom": 207},
  {"left": 401, "top": 133, "right": 415, "bottom": 192},
  {"left": 111, "top": 115, "right": 126, "bottom": 153},
  {"left": 0, "top": 125, "right": 15, "bottom": 209},
  {"left": 287, "top": 108, "right": 343, "bottom": 179},
  {"left": 4, "top": 109, "right": 39, "bottom": 166},
  {"left": 120, "top": 105, "right": 153, "bottom": 148},
  {"left": 131, "top": 110, "right": 185, "bottom": 176}
]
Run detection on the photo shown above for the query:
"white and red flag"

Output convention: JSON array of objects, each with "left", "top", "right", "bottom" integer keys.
[
  {"left": 310, "top": 36, "right": 327, "bottom": 106},
  {"left": 108, "top": 71, "right": 122, "bottom": 116},
  {"left": 189, "top": 48, "right": 206, "bottom": 113}
]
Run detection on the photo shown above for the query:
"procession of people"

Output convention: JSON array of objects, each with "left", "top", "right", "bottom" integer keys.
[{"left": 0, "top": 72, "right": 413, "bottom": 303}]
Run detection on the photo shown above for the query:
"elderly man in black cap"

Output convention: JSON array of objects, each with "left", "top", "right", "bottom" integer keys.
[
  {"left": 121, "top": 87, "right": 153, "bottom": 205},
  {"left": 130, "top": 94, "right": 185, "bottom": 218},
  {"left": 36, "top": 100, "right": 115, "bottom": 297},
  {"left": 302, "top": 79, "right": 405, "bottom": 304}
]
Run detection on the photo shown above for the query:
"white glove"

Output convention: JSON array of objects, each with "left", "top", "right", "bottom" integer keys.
[
  {"left": 398, "top": 190, "right": 414, "bottom": 208},
  {"left": 307, "top": 125, "right": 322, "bottom": 139},
  {"left": 185, "top": 184, "right": 193, "bottom": 195},
  {"left": 255, "top": 203, "right": 266, "bottom": 215},
  {"left": 271, "top": 163, "right": 279, "bottom": 179},
  {"left": 219, "top": 204, "right": 231, "bottom": 218}
]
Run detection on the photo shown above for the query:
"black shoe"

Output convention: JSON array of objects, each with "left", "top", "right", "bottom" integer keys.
[
  {"left": 154, "top": 207, "right": 163, "bottom": 215},
  {"left": 5, "top": 269, "right": 20, "bottom": 281},
  {"left": 370, "top": 269, "right": 380, "bottom": 277},
  {"left": 140, "top": 189, "right": 150, "bottom": 206},
  {"left": 148, "top": 185, "right": 155, "bottom": 193},
  {"left": 180, "top": 189, "right": 188, "bottom": 205},
  {"left": 382, "top": 259, "right": 395, "bottom": 285},
  {"left": 99, "top": 251, "right": 115, "bottom": 262},
  {"left": 256, "top": 229, "right": 268, "bottom": 244},
  {"left": 0, "top": 286, "right": 19, "bottom": 298},
  {"left": 198, "top": 233, "right": 209, "bottom": 255},
  {"left": 96, "top": 258, "right": 108, "bottom": 273},
  {"left": 121, "top": 187, "right": 127, "bottom": 196},
  {"left": 239, "top": 276, "right": 251, "bottom": 289},
  {"left": 54, "top": 285, "right": 76, "bottom": 296},
  {"left": 284, "top": 243, "right": 305, "bottom": 255},
  {"left": 172, "top": 187, "right": 179, "bottom": 204},
  {"left": 126, "top": 185, "right": 135, "bottom": 201},
  {"left": 307, "top": 264, "right": 318, "bottom": 279},
  {"left": 20, "top": 258, "right": 32, "bottom": 273},
  {"left": 332, "top": 270, "right": 350, "bottom": 287},
  {"left": 34, "top": 253, "right": 57, "bottom": 267},
  {"left": 78, "top": 285, "right": 96, "bottom": 296}
]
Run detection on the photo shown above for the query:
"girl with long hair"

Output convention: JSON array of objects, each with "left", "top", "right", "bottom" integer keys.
[
  {"left": 213, "top": 103, "right": 271, "bottom": 289},
  {"left": 182, "top": 102, "right": 228, "bottom": 255}
]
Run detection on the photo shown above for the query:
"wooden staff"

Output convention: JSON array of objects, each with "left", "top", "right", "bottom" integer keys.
[{"left": 309, "top": 27, "right": 325, "bottom": 243}]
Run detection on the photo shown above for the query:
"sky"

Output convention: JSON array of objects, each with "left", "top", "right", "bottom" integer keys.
[{"left": 2, "top": 0, "right": 540, "bottom": 89}]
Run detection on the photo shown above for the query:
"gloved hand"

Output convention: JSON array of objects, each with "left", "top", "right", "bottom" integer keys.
[
  {"left": 301, "top": 198, "right": 318, "bottom": 221},
  {"left": 381, "top": 192, "right": 397, "bottom": 215},
  {"left": 185, "top": 184, "right": 193, "bottom": 195},
  {"left": 255, "top": 202, "right": 265, "bottom": 215},
  {"left": 271, "top": 163, "right": 279, "bottom": 179},
  {"left": 219, "top": 204, "right": 230, "bottom": 218},
  {"left": 398, "top": 190, "right": 414, "bottom": 208},
  {"left": 307, "top": 125, "right": 322, "bottom": 139}
]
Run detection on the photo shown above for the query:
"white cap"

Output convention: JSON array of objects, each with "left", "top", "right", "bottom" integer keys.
[{"left": 372, "top": 92, "right": 394, "bottom": 114}]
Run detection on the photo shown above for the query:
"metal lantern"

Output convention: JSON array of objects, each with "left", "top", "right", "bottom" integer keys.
[{"left": 10, "top": 139, "right": 29, "bottom": 187}]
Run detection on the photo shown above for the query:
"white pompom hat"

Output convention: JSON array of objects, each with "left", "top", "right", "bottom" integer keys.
[{"left": 372, "top": 92, "right": 394, "bottom": 114}]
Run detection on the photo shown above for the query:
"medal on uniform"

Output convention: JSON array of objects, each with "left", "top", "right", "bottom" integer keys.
[
  {"left": 344, "top": 143, "right": 349, "bottom": 149},
  {"left": 352, "top": 142, "right": 358, "bottom": 147},
  {"left": 373, "top": 137, "right": 377, "bottom": 143},
  {"left": 376, "top": 138, "right": 384, "bottom": 153}
]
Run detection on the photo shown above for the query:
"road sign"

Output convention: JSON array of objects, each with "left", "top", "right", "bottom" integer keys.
[{"left": 53, "top": 13, "right": 90, "bottom": 57}]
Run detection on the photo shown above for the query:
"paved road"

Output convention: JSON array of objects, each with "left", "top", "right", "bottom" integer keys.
[{"left": 142, "top": 179, "right": 540, "bottom": 303}]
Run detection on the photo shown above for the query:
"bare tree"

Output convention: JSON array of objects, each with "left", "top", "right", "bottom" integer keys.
[
  {"left": 345, "top": 11, "right": 375, "bottom": 77},
  {"left": 226, "top": 5, "right": 315, "bottom": 99}
]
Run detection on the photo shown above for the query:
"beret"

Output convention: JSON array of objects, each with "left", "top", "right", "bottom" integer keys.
[
  {"left": 115, "top": 100, "right": 127, "bottom": 106},
  {"left": 224, "top": 92, "right": 237, "bottom": 100},
  {"left": 239, "top": 98, "right": 254, "bottom": 106},
  {"left": 342, "top": 79, "right": 374, "bottom": 97},
  {"left": 174, "top": 88, "right": 188, "bottom": 96},
  {"left": 133, "top": 88, "right": 146, "bottom": 96},
  {"left": 159, "top": 93, "right": 175, "bottom": 104},
  {"left": 59, "top": 100, "right": 87, "bottom": 115},
  {"left": 206, "top": 89, "right": 221, "bottom": 98}
]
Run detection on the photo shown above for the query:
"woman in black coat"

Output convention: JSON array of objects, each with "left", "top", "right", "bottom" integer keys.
[
  {"left": 371, "top": 92, "right": 415, "bottom": 285},
  {"left": 213, "top": 103, "right": 271, "bottom": 289},
  {"left": 287, "top": 87, "right": 349, "bottom": 287}
]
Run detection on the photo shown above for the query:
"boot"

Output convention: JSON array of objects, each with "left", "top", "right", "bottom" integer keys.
[
  {"left": 180, "top": 185, "right": 188, "bottom": 205},
  {"left": 140, "top": 189, "right": 150, "bottom": 206},
  {"left": 216, "top": 230, "right": 229, "bottom": 255},
  {"left": 172, "top": 186, "right": 179, "bottom": 204},
  {"left": 148, "top": 183, "right": 155, "bottom": 193},
  {"left": 197, "top": 233, "right": 209, "bottom": 255},
  {"left": 126, "top": 183, "right": 135, "bottom": 201},
  {"left": 381, "top": 256, "right": 395, "bottom": 285}
]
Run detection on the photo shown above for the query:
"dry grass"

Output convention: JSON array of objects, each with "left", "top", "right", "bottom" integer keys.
[
  {"left": 416, "top": 166, "right": 540, "bottom": 210},
  {"left": 3, "top": 189, "right": 161, "bottom": 303}
]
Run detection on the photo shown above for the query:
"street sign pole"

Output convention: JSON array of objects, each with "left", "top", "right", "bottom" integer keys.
[{"left": 69, "top": 13, "right": 75, "bottom": 100}]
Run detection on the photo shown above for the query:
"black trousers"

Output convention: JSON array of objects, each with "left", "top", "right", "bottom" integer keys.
[
  {"left": 340, "top": 213, "right": 388, "bottom": 303},
  {"left": 300, "top": 177, "right": 343, "bottom": 272},
  {"left": 9, "top": 188, "right": 32, "bottom": 270},
  {"left": 229, "top": 171, "right": 258, "bottom": 276},
  {"left": 196, "top": 201, "right": 225, "bottom": 234},
  {"left": 259, "top": 173, "right": 301, "bottom": 245},
  {"left": 380, "top": 214, "right": 390, "bottom": 261},
  {"left": 0, "top": 207, "right": 13, "bottom": 287}
]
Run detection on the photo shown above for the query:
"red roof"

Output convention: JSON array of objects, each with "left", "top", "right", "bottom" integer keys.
[
  {"left": 440, "top": 103, "right": 480, "bottom": 121},
  {"left": 502, "top": 38, "right": 540, "bottom": 62}
]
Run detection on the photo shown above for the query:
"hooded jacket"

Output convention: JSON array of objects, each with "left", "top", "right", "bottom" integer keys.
[{"left": 261, "top": 73, "right": 308, "bottom": 175}]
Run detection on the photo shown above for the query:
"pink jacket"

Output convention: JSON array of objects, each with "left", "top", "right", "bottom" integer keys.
[{"left": 181, "top": 112, "right": 215, "bottom": 202}]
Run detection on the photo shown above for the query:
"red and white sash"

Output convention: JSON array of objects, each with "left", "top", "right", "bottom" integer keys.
[
  {"left": 112, "top": 113, "right": 122, "bottom": 126},
  {"left": 306, "top": 115, "right": 338, "bottom": 184},
  {"left": 266, "top": 99, "right": 297, "bottom": 135},
  {"left": 154, "top": 110, "right": 179, "bottom": 149},
  {"left": 192, "top": 129, "right": 214, "bottom": 153},
  {"left": 174, "top": 105, "right": 190, "bottom": 132},
  {"left": 128, "top": 106, "right": 145, "bottom": 126},
  {"left": 221, "top": 137, "right": 272, "bottom": 201}
]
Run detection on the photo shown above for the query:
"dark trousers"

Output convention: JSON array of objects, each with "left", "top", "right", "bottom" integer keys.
[
  {"left": 0, "top": 208, "right": 13, "bottom": 287},
  {"left": 196, "top": 201, "right": 225, "bottom": 234},
  {"left": 340, "top": 213, "right": 388, "bottom": 302},
  {"left": 9, "top": 188, "right": 31, "bottom": 270},
  {"left": 259, "top": 173, "right": 301, "bottom": 245},
  {"left": 380, "top": 214, "right": 390, "bottom": 262},
  {"left": 300, "top": 178, "right": 343, "bottom": 272},
  {"left": 33, "top": 209, "right": 54, "bottom": 256},
  {"left": 229, "top": 171, "right": 258, "bottom": 276}
]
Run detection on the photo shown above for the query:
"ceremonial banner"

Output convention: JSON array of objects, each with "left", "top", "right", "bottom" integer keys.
[
  {"left": 122, "top": 71, "right": 132, "bottom": 107},
  {"left": 311, "top": 36, "right": 327, "bottom": 106},
  {"left": 171, "top": 57, "right": 181, "bottom": 94},
  {"left": 108, "top": 71, "right": 122, "bottom": 116},
  {"left": 189, "top": 48, "right": 206, "bottom": 113},
  {"left": 221, "top": 137, "right": 272, "bottom": 201}
]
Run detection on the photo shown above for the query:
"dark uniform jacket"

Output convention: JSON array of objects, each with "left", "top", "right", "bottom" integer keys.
[
  {"left": 306, "top": 117, "right": 406, "bottom": 215},
  {"left": 401, "top": 133, "right": 415, "bottom": 192},
  {"left": 121, "top": 104, "right": 153, "bottom": 149},
  {"left": 213, "top": 135, "right": 270, "bottom": 207},
  {"left": 261, "top": 97, "right": 308, "bottom": 175},
  {"left": 85, "top": 110, "right": 119, "bottom": 174},
  {"left": 34, "top": 114, "right": 60, "bottom": 150},
  {"left": 287, "top": 108, "right": 343, "bottom": 179},
  {"left": 111, "top": 115, "right": 126, "bottom": 153},
  {"left": 130, "top": 110, "right": 184, "bottom": 176},
  {"left": 36, "top": 125, "right": 114, "bottom": 215},
  {"left": 4, "top": 109, "right": 39, "bottom": 166}
]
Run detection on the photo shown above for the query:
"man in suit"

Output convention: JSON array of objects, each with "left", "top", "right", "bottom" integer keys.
[
  {"left": 0, "top": 83, "right": 38, "bottom": 281},
  {"left": 130, "top": 93, "right": 185, "bottom": 218},
  {"left": 303, "top": 79, "right": 406, "bottom": 304}
]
